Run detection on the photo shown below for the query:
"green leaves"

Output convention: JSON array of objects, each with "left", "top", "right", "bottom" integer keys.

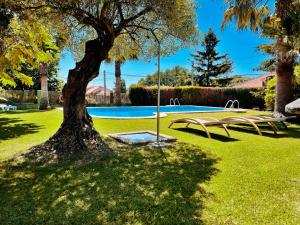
[
  {"left": 222, "top": 1, "right": 269, "bottom": 31},
  {"left": 137, "top": 66, "right": 193, "bottom": 86},
  {"left": 0, "top": 16, "right": 60, "bottom": 88}
]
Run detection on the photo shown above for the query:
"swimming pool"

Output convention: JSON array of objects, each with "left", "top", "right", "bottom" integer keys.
[{"left": 87, "top": 105, "right": 226, "bottom": 119}]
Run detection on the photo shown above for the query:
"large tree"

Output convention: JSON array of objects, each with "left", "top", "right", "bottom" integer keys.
[
  {"left": 5, "top": 62, "right": 64, "bottom": 91},
  {"left": 222, "top": 0, "right": 300, "bottom": 116},
  {"left": 15, "top": 0, "right": 198, "bottom": 154},
  {"left": 191, "top": 28, "right": 232, "bottom": 86}
]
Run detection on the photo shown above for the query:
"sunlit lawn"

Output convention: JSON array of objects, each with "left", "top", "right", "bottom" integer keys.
[{"left": 0, "top": 109, "right": 299, "bottom": 224}]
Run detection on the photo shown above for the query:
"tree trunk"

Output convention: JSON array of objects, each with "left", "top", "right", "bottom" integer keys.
[
  {"left": 115, "top": 60, "right": 122, "bottom": 106},
  {"left": 273, "top": 58, "right": 294, "bottom": 117},
  {"left": 39, "top": 63, "right": 50, "bottom": 110},
  {"left": 45, "top": 38, "right": 114, "bottom": 154},
  {"left": 273, "top": 0, "right": 294, "bottom": 117}
]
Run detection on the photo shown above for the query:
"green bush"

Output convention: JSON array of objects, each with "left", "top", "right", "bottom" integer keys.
[
  {"left": 263, "top": 75, "right": 300, "bottom": 110},
  {"left": 264, "top": 77, "right": 276, "bottom": 110},
  {"left": 129, "top": 86, "right": 265, "bottom": 108}
]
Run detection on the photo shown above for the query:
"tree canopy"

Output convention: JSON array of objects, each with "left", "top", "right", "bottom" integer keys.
[
  {"left": 0, "top": 2, "right": 70, "bottom": 90},
  {"left": 138, "top": 66, "right": 193, "bottom": 86}
]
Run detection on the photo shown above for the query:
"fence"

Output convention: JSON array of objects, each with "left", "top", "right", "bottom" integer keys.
[
  {"left": 1, "top": 90, "right": 131, "bottom": 106},
  {"left": 0, "top": 90, "right": 36, "bottom": 103},
  {"left": 87, "top": 93, "right": 131, "bottom": 105}
]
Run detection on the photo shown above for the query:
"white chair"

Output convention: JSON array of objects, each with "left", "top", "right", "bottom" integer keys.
[
  {"left": 7, "top": 105, "right": 17, "bottom": 110},
  {"left": 0, "top": 104, "right": 8, "bottom": 111}
]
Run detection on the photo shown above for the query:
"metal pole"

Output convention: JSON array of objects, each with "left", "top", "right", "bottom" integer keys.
[
  {"left": 156, "top": 42, "right": 161, "bottom": 144},
  {"left": 104, "top": 70, "right": 107, "bottom": 104}
]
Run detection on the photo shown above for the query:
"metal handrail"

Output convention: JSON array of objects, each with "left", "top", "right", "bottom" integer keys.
[
  {"left": 225, "top": 100, "right": 233, "bottom": 108},
  {"left": 174, "top": 98, "right": 181, "bottom": 106},
  {"left": 232, "top": 100, "right": 240, "bottom": 109},
  {"left": 169, "top": 98, "right": 175, "bottom": 105},
  {"left": 225, "top": 99, "right": 240, "bottom": 109}
]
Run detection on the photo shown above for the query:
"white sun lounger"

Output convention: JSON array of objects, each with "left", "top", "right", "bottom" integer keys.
[{"left": 169, "top": 117, "right": 230, "bottom": 139}]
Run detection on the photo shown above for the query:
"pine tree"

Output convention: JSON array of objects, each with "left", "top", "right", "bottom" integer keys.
[{"left": 191, "top": 29, "right": 232, "bottom": 86}]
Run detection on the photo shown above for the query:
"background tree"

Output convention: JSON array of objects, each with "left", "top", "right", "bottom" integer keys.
[
  {"left": 222, "top": 0, "right": 300, "bottom": 116},
  {"left": 0, "top": 14, "right": 57, "bottom": 89},
  {"left": 191, "top": 28, "right": 232, "bottom": 86},
  {"left": 138, "top": 66, "right": 193, "bottom": 86},
  {"left": 3, "top": 62, "right": 65, "bottom": 91},
  {"left": 108, "top": 36, "right": 140, "bottom": 105},
  {"left": 120, "top": 79, "right": 127, "bottom": 93},
  {"left": 114, "top": 79, "right": 126, "bottom": 93},
  {"left": 20, "top": 0, "right": 199, "bottom": 155},
  {"left": 0, "top": 2, "right": 69, "bottom": 111},
  {"left": 0, "top": 4, "right": 13, "bottom": 57}
]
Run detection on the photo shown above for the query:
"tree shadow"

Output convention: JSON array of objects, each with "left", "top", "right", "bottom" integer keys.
[
  {"left": 226, "top": 125, "right": 281, "bottom": 137},
  {"left": 174, "top": 127, "right": 239, "bottom": 142},
  {"left": 0, "top": 143, "right": 218, "bottom": 224},
  {"left": 0, "top": 117, "right": 43, "bottom": 142}
]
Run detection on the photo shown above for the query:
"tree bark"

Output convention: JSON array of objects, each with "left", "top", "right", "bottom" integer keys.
[
  {"left": 46, "top": 38, "right": 114, "bottom": 154},
  {"left": 115, "top": 60, "right": 122, "bottom": 106},
  {"left": 273, "top": 58, "right": 294, "bottom": 117},
  {"left": 39, "top": 63, "right": 50, "bottom": 110}
]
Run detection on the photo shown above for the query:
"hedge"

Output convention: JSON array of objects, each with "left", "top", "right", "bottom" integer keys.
[{"left": 129, "top": 85, "right": 265, "bottom": 109}]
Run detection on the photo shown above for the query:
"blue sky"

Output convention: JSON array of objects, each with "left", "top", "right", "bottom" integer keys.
[{"left": 58, "top": 0, "right": 272, "bottom": 90}]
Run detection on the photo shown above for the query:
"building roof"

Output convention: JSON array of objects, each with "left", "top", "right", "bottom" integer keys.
[
  {"left": 234, "top": 72, "right": 275, "bottom": 88},
  {"left": 86, "top": 86, "right": 112, "bottom": 95}
]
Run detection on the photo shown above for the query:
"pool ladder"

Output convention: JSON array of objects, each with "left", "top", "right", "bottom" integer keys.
[
  {"left": 225, "top": 100, "right": 240, "bottom": 109},
  {"left": 169, "top": 98, "right": 180, "bottom": 106}
]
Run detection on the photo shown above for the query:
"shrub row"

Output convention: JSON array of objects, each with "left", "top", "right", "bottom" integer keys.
[{"left": 129, "top": 85, "right": 265, "bottom": 109}]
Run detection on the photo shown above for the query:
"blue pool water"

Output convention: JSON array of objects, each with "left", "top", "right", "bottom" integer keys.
[
  {"left": 87, "top": 105, "right": 225, "bottom": 118},
  {"left": 120, "top": 133, "right": 157, "bottom": 143}
]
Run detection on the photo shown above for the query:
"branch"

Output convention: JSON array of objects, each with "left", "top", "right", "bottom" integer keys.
[
  {"left": 116, "top": 1, "right": 124, "bottom": 21},
  {"left": 115, "top": 6, "right": 153, "bottom": 35},
  {"left": 5, "top": 2, "right": 47, "bottom": 12},
  {"left": 99, "top": 0, "right": 110, "bottom": 19}
]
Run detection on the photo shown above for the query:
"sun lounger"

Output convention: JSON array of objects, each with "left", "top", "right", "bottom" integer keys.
[
  {"left": 218, "top": 115, "right": 294, "bottom": 135},
  {"left": 168, "top": 117, "right": 230, "bottom": 139},
  {"left": 169, "top": 115, "right": 295, "bottom": 138},
  {"left": 254, "top": 114, "right": 296, "bottom": 129}
]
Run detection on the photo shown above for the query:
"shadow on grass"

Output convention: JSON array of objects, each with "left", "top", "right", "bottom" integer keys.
[
  {"left": 0, "top": 117, "right": 43, "bottom": 142},
  {"left": 174, "top": 127, "right": 239, "bottom": 142},
  {"left": 225, "top": 123, "right": 300, "bottom": 138},
  {"left": 0, "top": 143, "right": 218, "bottom": 225}
]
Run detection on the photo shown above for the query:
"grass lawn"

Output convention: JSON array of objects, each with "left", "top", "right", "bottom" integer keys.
[{"left": 0, "top": 109, "right": 299, "bottom": 224}]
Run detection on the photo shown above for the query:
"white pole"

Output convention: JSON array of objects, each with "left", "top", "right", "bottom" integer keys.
[{"left": 156, "top": 42, "right": 161, "bottom": 144}]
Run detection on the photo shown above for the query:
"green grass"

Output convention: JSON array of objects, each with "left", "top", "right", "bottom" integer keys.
[{"left": 0, "top": 109, "right": 299, "bottom": 224}]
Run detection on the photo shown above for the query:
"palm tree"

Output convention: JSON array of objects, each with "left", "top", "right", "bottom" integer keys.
[
  {"left": 223, "top": 0, "right": 299, "bottom": 116},
  {"left": 39, "top": 62, "right": 50, "bottom": 110},
  {"left": 114, "top": 60, "right": 123, "bottom": 106}
]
